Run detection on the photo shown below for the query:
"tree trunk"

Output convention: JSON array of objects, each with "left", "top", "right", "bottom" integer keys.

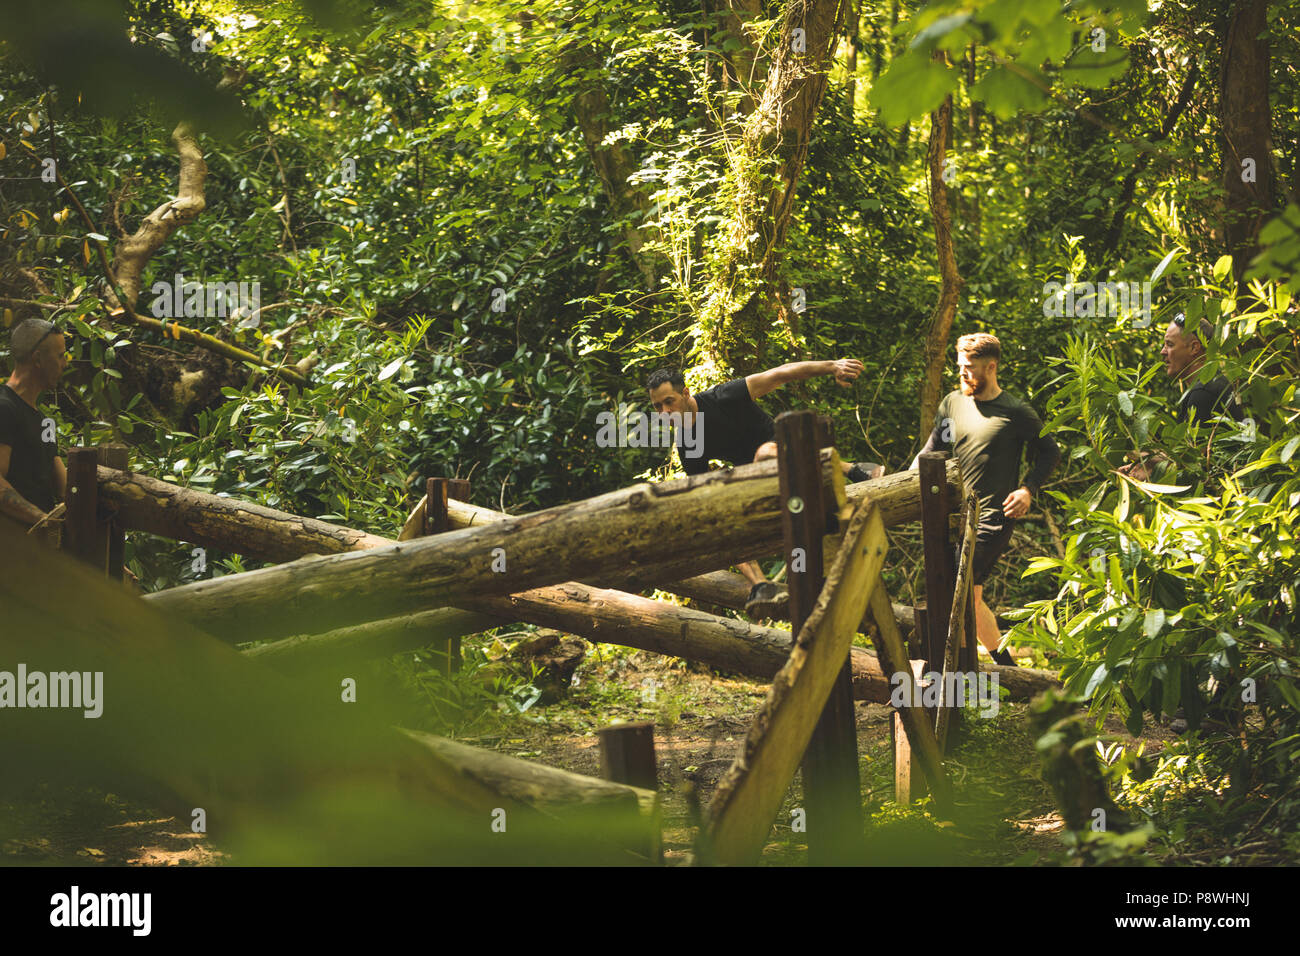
[
  {"left": 917, "top": 73, "right": 964, "bottom": 438},
  {"left": 697, "top": 0, "right": 849, "bottom": 376},
  {"left": 845, "top": 0, "right": 860, "bottom": 119},
  {"left": 97, "top": 465, "right": 390, "bottom": 563},
  {"left": 249, "top": 569, "right": 1061, "bottom": 705},
  {"left": 143, "top": 455, "right": 848, "bottom": 642},
  {"left": 1219, "top": 0, "right": 1274, "bottom": 287}
]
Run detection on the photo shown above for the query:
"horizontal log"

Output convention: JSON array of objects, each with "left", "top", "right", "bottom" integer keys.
[
  {"left": 97, "top": 465, "right": 389, "bottom": 562},
  {"left": 0, "top": 522, "right": 654, "bottom": 864},
  {"left": 145, "top": 455, "right": 848, "bottom": 642},
  {"left": 398, "top": 729, "right": 660, "bottom": 862},
  {"left": 250, "top": 577, "right": 1060, "bottom": 705},
  {"left": 244, "top": 607, "right": 503, "bottom": 668}
]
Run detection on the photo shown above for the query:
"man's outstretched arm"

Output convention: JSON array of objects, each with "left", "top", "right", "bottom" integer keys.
[{"left": 745, "top": 359, "right": 863, "bottom": 400}]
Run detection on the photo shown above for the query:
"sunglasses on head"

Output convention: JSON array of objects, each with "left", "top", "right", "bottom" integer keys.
[{"left": 25, "top": 326, "right": 66, "bottom": 360}]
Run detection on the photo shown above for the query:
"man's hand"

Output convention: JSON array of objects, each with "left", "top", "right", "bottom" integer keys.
[
  {"left": 832, "top": 358, "right": 864, "bottom": 387},
  {"left": 1117, "top": 450, "right": 1169, "bottom": 482},
  {"left": 1002, "top": 487, "right": 1031, "bottom": 519}
]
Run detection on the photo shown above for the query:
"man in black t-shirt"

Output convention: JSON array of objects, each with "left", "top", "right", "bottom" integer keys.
[
  {"left": 646, "top": 360, "right": 880, "bottom": 614},
  {"left": 911, "top": 333, "right": 1060, "bottom": 667},
  {"left": 1120, "top": 313, "right": 1245, "bottom": 481},
  {"left": 1, "top": 319, "right": 69, "bottom": 535}
]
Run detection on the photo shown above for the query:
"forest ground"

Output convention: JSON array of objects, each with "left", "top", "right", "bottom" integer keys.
[{"left": 1, "top": 641, "right": 1202, "bottom": 868}]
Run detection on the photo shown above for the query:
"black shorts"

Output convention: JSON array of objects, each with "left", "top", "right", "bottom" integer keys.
[{"left": 969, "top": 518, "right": 1016, "bottom": 586}]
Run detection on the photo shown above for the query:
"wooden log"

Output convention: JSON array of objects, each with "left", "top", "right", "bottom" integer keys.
[
  {"left": 144, "top": 455, "right": 846, "bottom": 643},
  {"left": 668, "top": 569, "right": 919, "bottom": 632},
  {"left": 918, "top": 452, "right": 956, "bottom": 672},
  {"left": 0, "top": 521, "right": 657, "bottom": 865},
  {"left": 399, "top": 728, "right": 661, "bottom": 861},
  {"left": 64, "top": 448, "right": 105, "bottom": 571},
  {"left": 779, "top": 411, "right": 861, "bottom": 865},
  {"left": 704, "top": 500, "right": 887, "bottom": 866},
  {"left": 598, "top": 721, "right": 658, "bottom": 792},
  {"left": 891, "top": 659, "right": 929, "bottom": 804},
  {"left": 99, "top": 445, "right": 129, "bottom": 581},
  {"left": 422, "top": 476, "right": 464, "bottom": 674},
  {"left": 936, "top": 489, "right": 978, "bottom": 752},
  {"left": 244, "top": 607, "right": 503, "bottom": 669},
  {"left": 97, "top": 465, "right": 391, "bottom": 562},
  {"left": 248, "top": 575, "right": 1061, "bottom": 705}
]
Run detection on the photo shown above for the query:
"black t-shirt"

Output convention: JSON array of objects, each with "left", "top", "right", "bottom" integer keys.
[
  {"left": 923, "top": 389, "right": 1060, "bottom": 527},
  {"left": 1176, "top": 375, "right": 1244, "bottom": 425},
  {"left": 679, "top": 378, "right": 776, "bottom": 475},
  {"left": 0, "top": 384, "right": 58, "bottom": 513}
]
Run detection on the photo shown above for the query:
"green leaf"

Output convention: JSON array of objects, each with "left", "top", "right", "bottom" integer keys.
[
  {"left": 1142, "top": 608, "right": 1165, "bottom": 640},
  {"left": 1148, "top": 248, "right": 1182, "bottom": 285},
  {"left": 869, "top": 52, "right": 959, "bottom": 127},
  {"left": 1084, "top": 663, "right": 1109, "bottom": 697},
  {"left": 908, "top": 12, "right": 974, "bottom": 52},
  {"left": 378, "top": 358, "right": 405, "bottom": 382},
  {"left": 969, "top": 66, "right": 1047, "bottom": 120}
]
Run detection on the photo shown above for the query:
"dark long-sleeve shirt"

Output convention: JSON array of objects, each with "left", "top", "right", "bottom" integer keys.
[{"left": 919, "top": 389, "right": 1060, "bottom": 525}]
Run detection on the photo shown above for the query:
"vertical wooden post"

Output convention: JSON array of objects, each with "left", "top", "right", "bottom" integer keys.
[
  {"left": 777, "top": 410, "right": 861, "bottom": 864},
  {"left": 425, "top": 478, "right": 450, "bottom": 534},
  {"left": 894, "top": 604, "right": 934, "bottom": 802},
  {"left": 598, "top": 721, "right": 657, "bottom": 791},
  {"left": 891, "top": 659, "right": 930, "bottom": 803},
  {"left": 447, "top": 478, "right": 471, "bottom": 503},
  {"left": 423, "top": 476, "right": 464, "bottom": 673},
  {"left": 64, "top": 447, "right": 105, "bottom": 572},
  {"left": 919, "top": 453, "right": 956, "bottom": 676},
  {"left": 962, "top": 575, "right": 978, "bottom": 674},
  {"left": 99, "top": 444, "right": 128, "bottom": 581}
]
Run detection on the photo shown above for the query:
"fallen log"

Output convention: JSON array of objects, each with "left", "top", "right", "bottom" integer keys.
[
  {"left": 0, "top": 523, "right": 655, "bottom": 865},
  {"left": 96, "top": 465, "right": 390, "bottom": 562},
  {"left": 144, "top": 454, "right": 849, "bottom": 641},
  {"left": 398, "top": 729, "right": 660, "bottom": 861},
  {"left": 250, "top": 576, "right": 1060, "bottom": 705},
  {"left": 705, "top": 500, "right": 891, "bottom": 864}
]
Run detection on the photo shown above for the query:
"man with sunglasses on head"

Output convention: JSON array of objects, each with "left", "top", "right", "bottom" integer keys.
[
  {"left": 1, "top": 319, "right": 70, "bottom": 535},
  {"left": 1119, "top": 312, "right": 1244, "bottom": 482}
]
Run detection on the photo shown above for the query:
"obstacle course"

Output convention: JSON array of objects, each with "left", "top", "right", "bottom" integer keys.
[{"left": 5, "top": 411, "right": 1059, "bottom": 865}]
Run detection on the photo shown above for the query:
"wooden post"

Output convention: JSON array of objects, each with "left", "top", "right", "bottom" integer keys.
[
  {"left": 98, "top": 445, "right": 128, "bottom": 581},
  {"left": 919, "top": 453, "right": 956, "bottom": 676},
  {"left": 599, "top": 721, "right": 658, "bottom": 791},
  {"left": 777, "top": 411, "right": 861, "bottom": 864},
  {"left": 425, "top": 478, "right": 450, "bottom": 534},
  {"left": 64, "top": 447, "right": 105, "bottom": 572},
  {"left": 423, "top": 476, "right": 464, "bottom": 673}
]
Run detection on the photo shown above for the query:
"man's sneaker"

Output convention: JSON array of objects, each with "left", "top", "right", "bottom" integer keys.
[
  {"left": 847, "top": 462, "right": 886, "bottom": 483},
  {"left": 745, "top": 581, "right": 789, "bottom": 619}
]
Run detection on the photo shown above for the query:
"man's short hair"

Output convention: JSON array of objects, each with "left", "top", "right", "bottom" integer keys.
[
  {"left": 1172, "top": 313, "right": 1214, "bottom": 350},
  {"left": 646, "top": 367, "right": 686, "bottom": 392},
  {"left": 956, "top": 332, "right": 1001, "bottom": 362},
  {"left": 9, "top": 318, "right": 60, "bottom": 364}
]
